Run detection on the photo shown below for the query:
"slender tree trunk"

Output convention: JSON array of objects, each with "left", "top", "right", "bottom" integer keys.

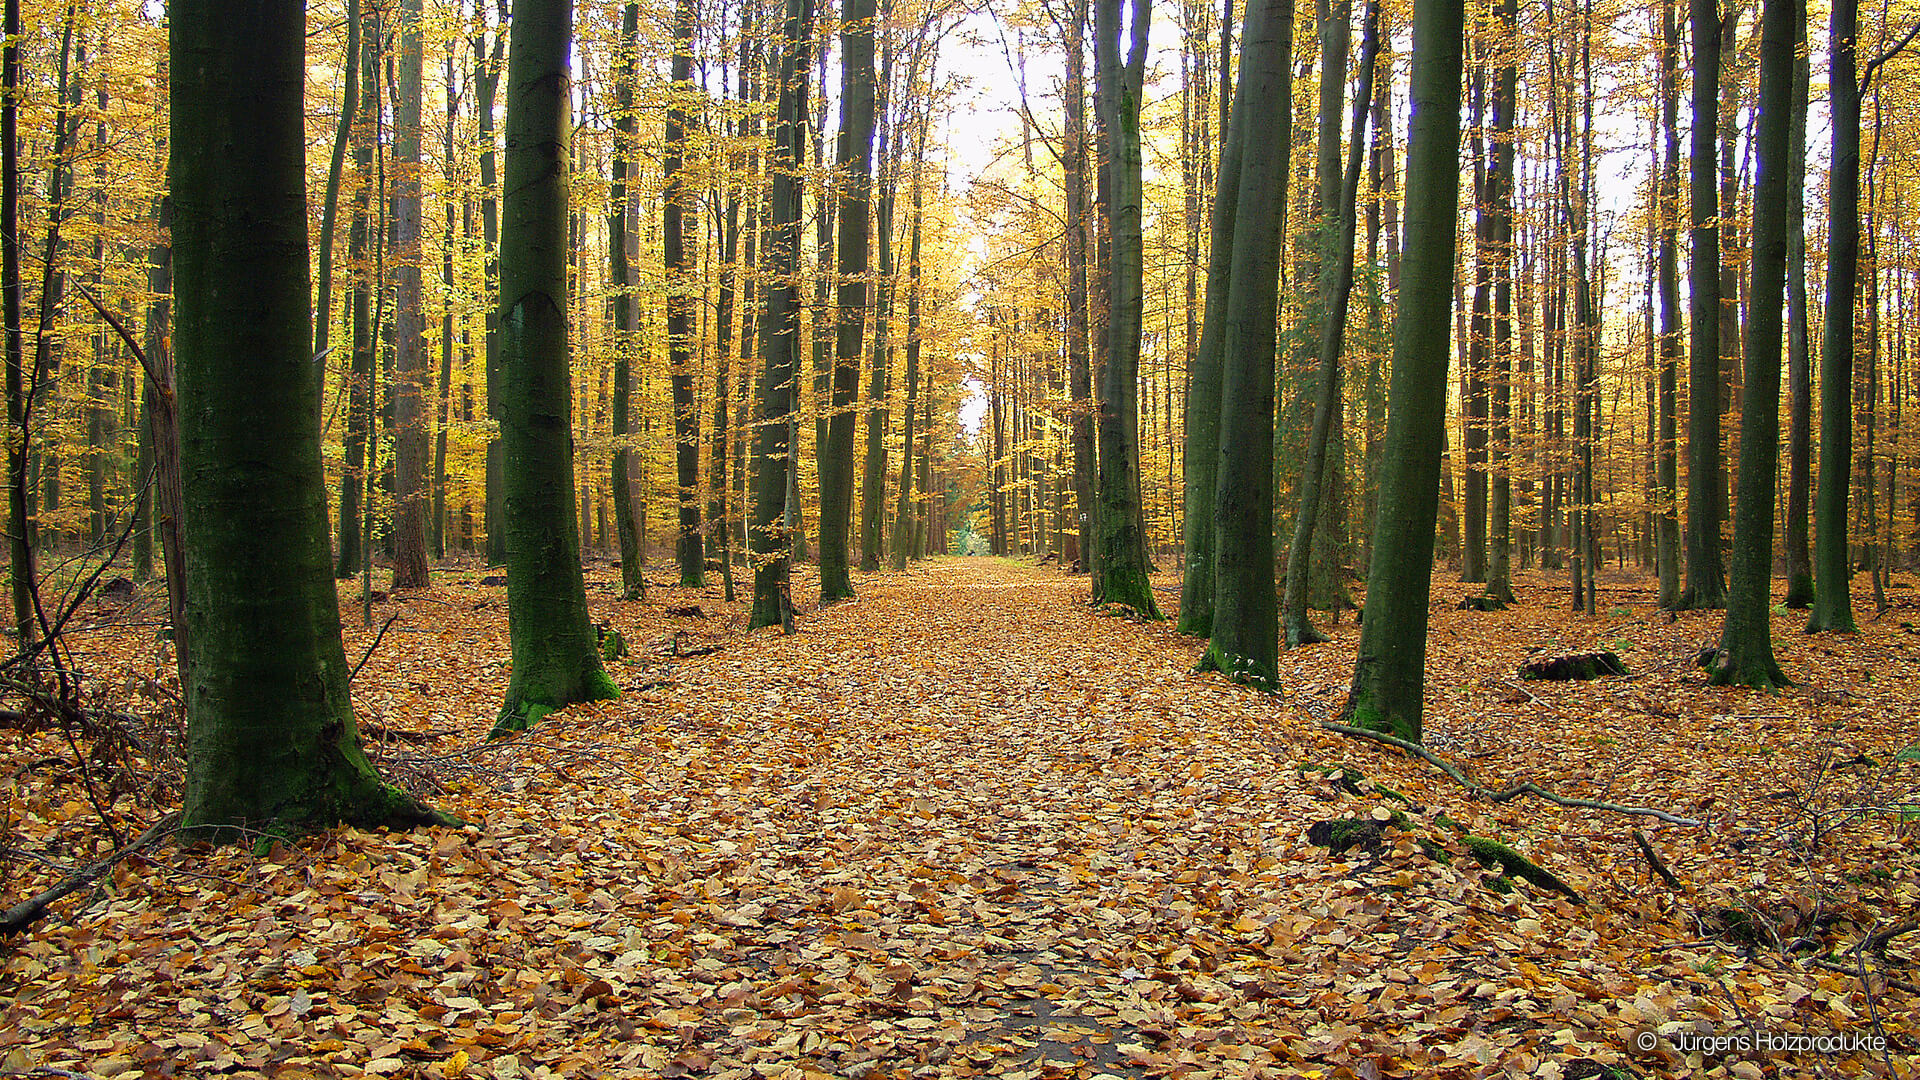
[
  {"left": 1483, "top": 0, "right": 1517, "bottom": 607},
  {"left": 1654, "top": 0, "right": 1683, "bottom": 607},
  {"left": 1064, "top": 0, "right": 1096, "bottom": 572},
  {"left": 1808, "top": 0, "right": 1859, "bottom": 632},
  {"left": 1283, "top": 0, "right": 1376, "bottom": 648},
  {"left": 665, "top": 0, "right": 703, "bottom": 586},
  {"left": 2, "top": 0, "right": 32, "bottom": 645},
  {"left": 491, "top": 0, "right": 620, "bottom": 734},
  {"left": 171, "top": 0, "right": 440, "bottom": 835},
  {"left": 1339, "top": 0, "right": 1465, "bottom": 743},
  {"left": 432, "top": 45, "right": 458, "bottom": 562},
  {"left": 609, "top": 0, "right": 644, "bottom": 599},
  {"left": 890, "top": 111, "right": 927, "bottom": 570},
  {"left": 389, "top": 0, "right": 430, "bottom": 590},
  {"left": 337, "top": 11, "right": 376, "bottom": 579},
  {"left": 1780, "top": 0, "right": 1811, "bottom": 607},
  {"left": 314, "top": 0, "right": 360, "bottom": 375},
  {"left": 474, "top": 8, "right": 506, "bottom": 568},
  {"left": 1681, "top": 0, "right": 1729, "bottom": 608}
]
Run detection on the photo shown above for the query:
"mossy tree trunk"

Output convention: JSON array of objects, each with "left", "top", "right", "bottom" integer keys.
[
  {"left": 1339, "top": 0, "right": 1465, "bottom": 744},
  {"left": 1708, "top": 0, "right": 1791, "bottom": 689},
  {"left": 1090, "top": 0, "right": 1160, "bottom": 619},
  {"left": 171, "top": 0, "right": 440, "bottom": 835},
  {"left": 1284, "top": 1, "right": 1378, "bottom": 649},
  {"left": 1200, "top": 0, "right": 1291, "bottom": 684},
  {"left": 491, "top": 0, "right": 620, "bottom": 734}
]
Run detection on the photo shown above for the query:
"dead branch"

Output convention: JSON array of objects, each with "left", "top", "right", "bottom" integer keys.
[
  {"left": 1633, "top": 828, "right": 1685, "bottom": 891},
  {"left": 1, "top": 812, "right": 181, "bottom": 937},
  {"left": 1317, "top": 720, "right": 1704, "bottom": 826}
]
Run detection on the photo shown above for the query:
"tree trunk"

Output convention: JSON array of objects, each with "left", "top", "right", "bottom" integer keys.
[
  {"left": 491, "top": 0, "right": 620, "bottom": 733},
  {"left": 819, "top": 0, "right": 877, "bottom": 599},
  {"left": 1780, "top": 0, "right": 1811, "bottom": 607},
  {"left": 1284, "top": 0, "right": 1376, "bottom": 648},
  {"left": 171, "top": 0, "right": 440, "bottom": 835},
  {"left": 1654, "top": 0, "right": 1683, "bottom": 608},
  {"left": 1681, "top": 0, "right": 1728, "bottom": 609},
  {"left": 1807, "top": 0, "right": 1859, "bottom": 633},
  {"left": 665, "top": 0, "right": 703, "bottom": 587},
  {"left": 2, "top": 0, "right": 32, "bottom": 645},
  {"left": 1483, "top": 0, "right": 1517, "bottom": 608},
  {"left": 609, "top": 0, "right": 644, "bottom": 599},
  {"left": 748, "top": 0, "right": 816, "bottom": 631},
  {"left": 1065, "top": 0, "right": 1096, "bottom": 573},
  {"left": 1339, "top": 0, "right": 1465, "bottom": 744},
  {"left": 1090, "top": 0, "right": 1160, "bottom": 618},
  {"left": 890, "top": 111, "right": 927, "bottom": 571},
  {"left": 1707, "top": 0, "right": 1790, "bottom": 688},
  {"left": 389, "top": 0, "right": 430, "bottom": 590},
  {"left": 337, "top": 12, "right": 377, "bottom": 580}
]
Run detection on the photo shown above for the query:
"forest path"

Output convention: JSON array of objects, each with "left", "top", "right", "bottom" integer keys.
[{"left": 11, "top": 558, "right": 1913, "bottom": 1078}]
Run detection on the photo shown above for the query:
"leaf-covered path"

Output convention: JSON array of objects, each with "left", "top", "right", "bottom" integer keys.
[{"left": 4, "top": 557, "right": 1917, "bottom": 1078}]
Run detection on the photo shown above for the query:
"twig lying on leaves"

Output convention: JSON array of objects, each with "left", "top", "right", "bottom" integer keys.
[
  {"left": 1, "top": 812, "right": 182, "bottom": 936},
  {"left": 1633, "top": 828, "right": 1686, "bottom": 891},
  {"left": 1317, "top": 720, "right": 1704, "bottom": 826}
]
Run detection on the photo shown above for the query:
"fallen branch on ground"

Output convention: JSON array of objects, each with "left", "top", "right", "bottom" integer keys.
[
  {"left": 1317, "top": 721, "right": 1703, "bottom": 826},
  {"left": 1, "top": 812, "right": 182, "bottom": 937}
]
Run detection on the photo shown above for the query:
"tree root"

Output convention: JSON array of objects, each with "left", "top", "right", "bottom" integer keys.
[{"left": 1317, "top": 720, "right": 1703, "bottom": 826}]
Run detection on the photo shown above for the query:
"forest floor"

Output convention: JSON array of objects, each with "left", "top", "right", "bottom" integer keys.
[{"left": 2, "top": 555, "right": 1919, "bottom": 1079}]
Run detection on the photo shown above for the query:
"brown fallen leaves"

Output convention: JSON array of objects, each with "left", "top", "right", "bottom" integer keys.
[{"left": 1, "top": 558, "right": 1916, "bottom": 1079}]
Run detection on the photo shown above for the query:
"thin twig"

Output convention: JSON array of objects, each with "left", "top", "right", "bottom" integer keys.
[
  {"left": 1633, "top": 828, "right": 1685, "bottom": 891},
  {"left": 348, "top": 614, "right": 403, "bottom": 684}
]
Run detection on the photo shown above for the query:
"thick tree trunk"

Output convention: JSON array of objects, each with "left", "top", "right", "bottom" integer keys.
[
  {"left": 171, "top": 0, "right": 439, "bottom": 834},
  {"left": 491, "top": 0, "right": 620, "bottom": 734},
  {"left": 1339, "top": 0, "right": 1465, "bottom": 744},
  {"left": 1708, "top": 0, "right": 1790, "bottom": 688},
  {"left": 1198, "top": 0, "right": 1291, "bottom": 682},
  {"left": 1680, "top": 0, "right": 1728, "bottom": 609}
]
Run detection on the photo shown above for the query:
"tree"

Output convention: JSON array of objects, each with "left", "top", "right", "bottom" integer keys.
[
  {"left": 1283, "top": 0, "right": 1379, "bottom": 648},
  {"left": 1706, "top": 0, "right": 1790, "bottom": 688},
  {"left": 1807, "top": 0, "right": 1861, "bottom": 634},
  {"left": 1198, "top": 0, "right": 1291, "bottom": 682},
  {"left": 608, "top": 0, "right": 644, "bottom": 600},
  {"left": 1654, "top": 0, "right": 1683, "bottom": 608},
  {"left": 3, "top": 0, "right": 31, "bottom": 646},
  {"left": 1780, "top": 0, "right": 1811, "bottom": 608},
  {"left": 170, "top": 0, "right": 441, "bottom": 833},
  {"left": 1089, "top": 0, "right": 1160, "bottom": 618},
  {"left": 1679, "top": 0, "right": 1728, "bottom": 610},
  {"left": 390, "top": 0, "right": 431, "bottom": 591},
  {"left": 665, "top": 0, "right": 704, "bottom": 588},
  {"left": 748, "top": 0, "right": 817, "bottom": 631},
  {"left": 491, "top": 0, "right": 620, "bottom": 735},
  {"left": 1338, "top": 0, "right": 1465, "bottom": 743},
  {"left": 819, "top": 0, "right": 878, "bottom": 601}
]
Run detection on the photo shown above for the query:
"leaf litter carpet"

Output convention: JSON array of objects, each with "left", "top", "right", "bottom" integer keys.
[{"left": 3, "top": 557, "right": 1918, "bottom": 1079}]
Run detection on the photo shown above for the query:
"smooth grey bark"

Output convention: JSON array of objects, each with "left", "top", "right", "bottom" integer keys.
[{"left": 1339, "top": 0, "right": 1465, "bottom": 744}]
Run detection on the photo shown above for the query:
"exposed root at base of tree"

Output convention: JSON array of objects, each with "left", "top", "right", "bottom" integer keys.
[{"left": 1317, "top": 720, "right": 1703, "bottom": 826}]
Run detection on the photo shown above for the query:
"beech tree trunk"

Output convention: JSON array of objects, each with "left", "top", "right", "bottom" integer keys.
[
  {"left": 1680, "top": 0, "right": 1728, "bottom": 609},
  {"left": 1340, "top": 0, "right": 1465, "bottom": 743},
  {"left": 1808, "top": 0, "right": 1859, "bottom": 633},
  {"left": 491, "top": 0, "right": 620, "bottom": 734},
  {"left": 171, "top": 0, "right": 440, "bottom": 834}
]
